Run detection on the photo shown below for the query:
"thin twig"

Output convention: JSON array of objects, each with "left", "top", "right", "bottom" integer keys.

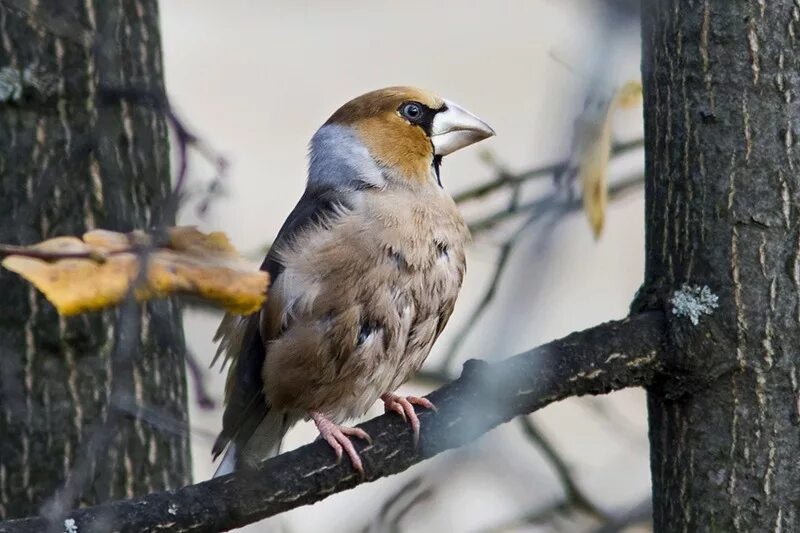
[
  {"left": 578, "top": 397, "right": 648, "bottom": 448},
  {"left": 185, "top": 350, "right": 217, "bottom": 410},
  {"left": 438, "top": 208, "right": 542, "bottom": 372},
  {"left": 454, "top": 139, "right": 643, "bottom": 205},
  {"left": 363, "top": 477, "right": 433, "bottom": 533},
  {"left": 469, "top": 172, "right": 644, "bottom": 235},
  {"left": 440, "top": 174, "right": 642, "bottom": 371},
  {"left": 476, "top": 499, "right": 574, "bottom": 533},
  {"left": 591, "top": 496, "right": 652, "bottom": 533},
  {"left": 97, "top": 86, "right": 228, "bottom": 226},
  {"left": 472, "top": 416, "right": 610, "bottom": 533},
  {"left": 110, "top": 395, "right": 218, "bottom": 443},
  {"left": 518, "top": 416, "right": 607, "bottom": 520},
  {"left": 384, "top": 487, "right": 433, "bottom": 533}
]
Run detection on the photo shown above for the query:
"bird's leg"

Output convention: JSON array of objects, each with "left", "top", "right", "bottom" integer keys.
[
  {"left": 380, "top": 393, "right": 437, "bottom": 446},
  {"left": 309, "top": 410, "right": 371, "bottom": 476}
]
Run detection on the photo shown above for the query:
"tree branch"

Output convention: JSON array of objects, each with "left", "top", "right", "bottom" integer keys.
[
  {"left": 517, "top": 416, "right": 607, "bottom": 520},
  {"left": 453, "top": 138, "right": 643, "bottom": 205},
  {"left": 468, "top": 172, "right": 644, "bottom": 235},
  {"left": 0, "top": 312, "right": 667, "bottom": 533}
]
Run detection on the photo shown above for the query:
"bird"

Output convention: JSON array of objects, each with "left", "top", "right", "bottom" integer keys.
[{"left": 211, "top": 86, "right": 494, "bottom": 477}]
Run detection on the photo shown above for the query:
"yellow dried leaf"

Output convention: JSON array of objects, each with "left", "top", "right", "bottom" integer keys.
[
  {"left": 3, "top": 255, "right": 135, "bottom": 314},
  {"left": 2, "top": 227, "right": 268, "bottom": 316},
  {"left": 613, "top": 80, "right": 643, "bottom": 110},
  {"left": 580, "top": 120, "right": 612, "bottom": 238},
  {"left": 165, "top": 226, "right": 237, "bottom": 254},
  {"left": 577, "top": 79, "right": 643, "bottom": 239},
  {"left": 82, "top": 229, "right": 137, "bottom": 252}
]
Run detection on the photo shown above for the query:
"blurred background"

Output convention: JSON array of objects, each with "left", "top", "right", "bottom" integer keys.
[{"left": 159, "top": 1, "right": 647, "bottom": 531}]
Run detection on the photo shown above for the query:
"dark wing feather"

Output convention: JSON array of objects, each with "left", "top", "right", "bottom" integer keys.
[
  {"left": 212, "top": 314, "right": 263, "bottom": 458},
  {"left": 213, "top": 185, "right": 351, "bottom": 459},
  {"left": 259, "top": 185, "right": 351, "bottom": 279}
]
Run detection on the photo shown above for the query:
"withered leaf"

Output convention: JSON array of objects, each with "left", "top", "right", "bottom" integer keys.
[
  {"left": 2, "top": 227, "right": 268, "bottom": 316},
  {"left": 575, "top": 80, "right": 643, "bottom": 238}
]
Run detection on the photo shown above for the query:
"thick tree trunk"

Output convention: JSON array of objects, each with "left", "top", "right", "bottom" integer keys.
[
  {"left": 642, "top": 1, "right": 800, "bottom": 530},
  {"left": 0, "top": 1, "right": 190, "bottom": 519}
]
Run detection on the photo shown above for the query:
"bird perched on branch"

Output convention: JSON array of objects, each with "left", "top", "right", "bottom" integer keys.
[{"left": 212, "top": 86, "right": 494, "bottom": 476}]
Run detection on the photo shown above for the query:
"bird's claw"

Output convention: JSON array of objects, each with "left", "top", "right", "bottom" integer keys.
[
  {"left": 310, "top": 411, "right": 371, "bottom": 476},
  {"left": 381, "top": 393, "right": 437, "bottom": 446}
]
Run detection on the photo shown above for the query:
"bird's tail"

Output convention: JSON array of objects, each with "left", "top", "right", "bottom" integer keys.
[
  {"left": 212, "top": 408, "right": 297, "bottom": 478},
  {"left": 213, "top": 443, "right": 239, "bottom": 478}
]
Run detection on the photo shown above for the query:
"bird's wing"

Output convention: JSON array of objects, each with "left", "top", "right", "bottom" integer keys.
[{"left": 211, "top": 185, "right": 352, "bottom": 459}]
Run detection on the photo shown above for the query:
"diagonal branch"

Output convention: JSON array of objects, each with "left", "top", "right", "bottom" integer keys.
[
  {"left": 517, "top": 416, "right": 607, "bottom": 520},
  {"left": 468, "top": 172, "right": 644, "bottom": 235},
  {"left": 0, "top": 312, "right": 667, "bottom": 533},
  {"left": 438, "top": 190, "right": 537, "bottom": 372},
  {"left": 453, "top": 138, "right": 643, "bottom": 205}
]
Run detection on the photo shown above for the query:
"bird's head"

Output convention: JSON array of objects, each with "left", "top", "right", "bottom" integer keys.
[{"left": 309, "top": 86, "right": 494, "bottom": 189}]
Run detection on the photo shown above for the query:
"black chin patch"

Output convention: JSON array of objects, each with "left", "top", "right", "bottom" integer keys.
[{"left": 433, "top": 155, "right": 443, "bottom": 187}]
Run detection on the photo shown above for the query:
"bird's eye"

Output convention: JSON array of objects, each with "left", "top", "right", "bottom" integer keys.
[{"left": 400, "top": 102, "right": 423, "bottom": 122}]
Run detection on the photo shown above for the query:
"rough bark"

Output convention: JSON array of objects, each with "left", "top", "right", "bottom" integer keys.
[
  {"left": 641, "top": 1, "right": 800, "bottom": 530},
  {"left": 0, "top": 313, "right": 667, "bottom": 533},
  {"left": 0, "top": 0, "right": 190, "bottom": 519}
]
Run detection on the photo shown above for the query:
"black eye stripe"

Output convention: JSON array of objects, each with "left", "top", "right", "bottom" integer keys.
[{"left": 397, "top": 100, "right": 439, "bottom": 135}]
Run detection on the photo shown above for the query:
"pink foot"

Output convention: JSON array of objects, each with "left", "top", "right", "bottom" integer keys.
[
  {"left": 381, "top": 393, "right": 437, "bottom": 445},
  {"left": 310, "top": 411, "right": 372, "bottom": 476}
]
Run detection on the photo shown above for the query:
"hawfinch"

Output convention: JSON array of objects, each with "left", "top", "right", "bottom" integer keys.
[{"left": 212, "top": 86, "right": 494, "bottom": 476}]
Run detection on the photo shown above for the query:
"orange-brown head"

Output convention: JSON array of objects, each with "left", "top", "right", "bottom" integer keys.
[{"left": 309, "top": 86, "right": 494, "bottom": 189}]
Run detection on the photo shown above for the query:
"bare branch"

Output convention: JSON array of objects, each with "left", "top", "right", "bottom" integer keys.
[
  {"left": 453, "top": 139, "right": 643, "bottom": 205},
  {"left": 477, "top": 499, "right": 576, "bottom": 533},
  {"left": 185, "top": 349, "right": 217, "bottom": 410},
  {"left": 97, "top": 85, "right": 229, "bottom": 226},
  {"left": 0, "top": 312, "right": 667, "bottom": 533},
  {"left": 440, "top": 171, "right": 641, "bottom": 371},
  {"left": 577, "top": 397, "right": 648, "bottom": 448},
  {"left": 469, "top": 172, "right": 644, "bottom": 235},
  {"left": 517, "top": 416, "right": 607, "bottom": 520},
  {"left": 438, "top": 192, "right": 538, "bottom": 371},
  {"left": 363, "top": 476, "right": 433, "bottom": 533},
  {"left": 592, "top": 497, "right": 652, "bottom": 533}
]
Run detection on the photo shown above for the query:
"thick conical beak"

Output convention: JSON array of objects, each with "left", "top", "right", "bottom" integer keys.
[{"left": 431, "top": 99, "right": 495, "bottom": 156}]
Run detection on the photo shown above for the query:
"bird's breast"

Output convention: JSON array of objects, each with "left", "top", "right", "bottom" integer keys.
[{"left": 262, "top": 186, "right": 468, "bottom": 421}]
